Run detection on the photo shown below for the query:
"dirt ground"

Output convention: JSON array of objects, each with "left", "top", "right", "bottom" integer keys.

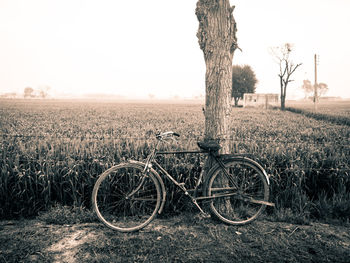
[{"left": 0, "top": 215, "right": 349, "bottom": 263}]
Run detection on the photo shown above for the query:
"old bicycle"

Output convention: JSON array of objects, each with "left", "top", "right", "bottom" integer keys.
[{"left": 92, "top": 131, "right": 274, "bottom": 232}]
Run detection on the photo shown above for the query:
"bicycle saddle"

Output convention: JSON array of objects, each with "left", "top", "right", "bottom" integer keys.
[{"left": 197, "top": 141, "right": 221, "bottom": 152}]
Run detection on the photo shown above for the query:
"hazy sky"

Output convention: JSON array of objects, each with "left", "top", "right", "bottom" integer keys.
[{"left": 1, "top": 0, "right": 350, "bottom": 99}]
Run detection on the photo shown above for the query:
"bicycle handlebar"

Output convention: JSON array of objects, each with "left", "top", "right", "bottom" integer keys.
[{"left": 156, "top": 131, "right": 180, "bottom": 140}]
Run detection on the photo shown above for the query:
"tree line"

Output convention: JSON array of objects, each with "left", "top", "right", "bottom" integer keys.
[{"left": 24, "top": 86, "right": 51, "bottom": 98}]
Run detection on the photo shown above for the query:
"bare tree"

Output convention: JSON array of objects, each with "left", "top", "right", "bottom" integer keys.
[
  {"left": 270, "top": 43, "right": 302, "bottom": 110},
  {"left": 196, "top": 0, "right": 238, "bottom": 153}
]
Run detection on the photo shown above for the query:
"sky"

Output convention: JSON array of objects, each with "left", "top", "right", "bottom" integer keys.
[{"left": 1, "top": 0, "right": 350, "bottom": 99}]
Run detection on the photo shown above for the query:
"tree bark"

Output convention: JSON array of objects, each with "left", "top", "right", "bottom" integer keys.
[{"left": 196, "top": 0, "right": 237, "bottom": 154}]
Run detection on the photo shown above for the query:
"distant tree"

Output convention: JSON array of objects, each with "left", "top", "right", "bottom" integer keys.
[
  {"left": 38, "top": 85, "right": 51, "bottom": 98},
  {"left": 301, "top": 79, "right": 314, "bottom": 99},
  {"left": 270, "top": 43, "right": 302, "bottom": 110},
  {"left": 231, "top": 65, "right": 257, "bottom": 106},
  {"left": 315, "top": 83, "right": 328, "bottom": 99},
  {"left": 301, "top": 80, "right": 328, "bottom": 101},
  {"left": 24, "top": 87, "right": 34, "bottom": 98}
]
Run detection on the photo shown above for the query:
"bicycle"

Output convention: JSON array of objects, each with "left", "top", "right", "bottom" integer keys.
[{"left": 92, "top": 131, "right": 274, "bottom": 232}]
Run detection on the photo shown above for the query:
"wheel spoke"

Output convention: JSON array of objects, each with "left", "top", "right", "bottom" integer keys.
[
  {"left": 207, "top": 158, "right": 269, "bottom": 225},
  {"left": 92, "top": 163, "right": 161, "bottom": 232}
]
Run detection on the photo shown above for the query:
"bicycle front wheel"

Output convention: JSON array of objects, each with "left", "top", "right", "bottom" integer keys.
[
  {"left": 92, "top": 163, "right": 161, "bottom": 232},
  {"left": 206, "top": 158, "right": 269, "bottom": 225}
]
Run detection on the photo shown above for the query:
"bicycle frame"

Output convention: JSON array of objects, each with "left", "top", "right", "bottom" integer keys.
[
  {"left": 137, "top": 138, "right": 273, "bottom": 216},
  {"left": 140, "top": 140, "right": 242, "bottom": 212},
  {"left": 153, "top": 151, "right": 239, "bottom": 192},
  {"left": 145, "top": 141, "right": 204, "bottom": 186}
]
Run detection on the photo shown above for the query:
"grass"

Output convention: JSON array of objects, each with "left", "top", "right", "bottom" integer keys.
[
  {"left": 36, "top": 203, "right": 96, "bottom": 225},
  {"left": 1, "top": 211, "right": 349, "bottom": 263},
  {"left": 0, "top": 99, "right": 349, "bottom": 223}
]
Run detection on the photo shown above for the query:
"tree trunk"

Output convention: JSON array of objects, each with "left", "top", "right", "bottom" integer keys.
[
  {"left": 234, "top": 97, "right": 239, "bottom": 107},
  {"left": 281, "top": 95, "right": 285, "bottom": 110},
  {"left": 280, "top": 77, "right": 286, "bottom": 110},
  {"left": 196, "top": 0, "right": 237, "bottom": 207},
  {"left": 196, "top": 0, "right": 237, "bottom": 154}
]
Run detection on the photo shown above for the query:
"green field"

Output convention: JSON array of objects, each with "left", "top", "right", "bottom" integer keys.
[
  {"left": 286, "top": 99, "right": 350, "bottom": 117},
  {"left": 1, "top": 99, "right": 349, "bottom": 222}
]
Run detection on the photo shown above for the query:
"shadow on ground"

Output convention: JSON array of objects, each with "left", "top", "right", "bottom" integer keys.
[{"left": 1, "top": 215, "right": 349, "bottom": 262}]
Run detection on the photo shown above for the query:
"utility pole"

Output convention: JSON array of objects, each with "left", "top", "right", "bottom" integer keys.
[{"left": 314, "top": 54, "right": 318, "bottom": 111}]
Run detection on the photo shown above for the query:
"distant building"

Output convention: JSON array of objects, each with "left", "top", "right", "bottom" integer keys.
[{"left": 243, "top": 93, "right": 279, "bottom": 108}]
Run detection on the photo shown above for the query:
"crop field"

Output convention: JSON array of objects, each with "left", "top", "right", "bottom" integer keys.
[
  {"left": 285, "top": 99, "right": 350, "bottom": 126},
  {"left": 286, "top": 99, "right": 350, "bottom": 117},
  {"left": 1, "top": 99, "right": 350, "bottom": 222}
]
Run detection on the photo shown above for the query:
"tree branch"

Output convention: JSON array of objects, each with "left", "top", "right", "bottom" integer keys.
[{"left": 290, "top": 63, "right": 302, "bottom": 75}]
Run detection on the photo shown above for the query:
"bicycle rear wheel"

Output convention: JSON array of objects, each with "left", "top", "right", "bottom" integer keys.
[
  {"left": 206, "top": 158, "right": 269, "bottom": 225},
  {"left": 92, "top": 163, "right": 161, "bottom": 232}
]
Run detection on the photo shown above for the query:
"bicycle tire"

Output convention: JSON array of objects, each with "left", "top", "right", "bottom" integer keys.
[
  {"left": 92, "top": 162, "right": 161, "bottom": 232},
  {"left": 205, "top": 157, "right": 269, "bottom": 225}
]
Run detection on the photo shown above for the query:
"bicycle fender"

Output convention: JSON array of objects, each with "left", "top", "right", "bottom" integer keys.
[
  {"left": 214, "top": 155, "right": 271, "bottom": 185},
  {"left": 128, "top": 160, "right": 167, "bottom": 214}
]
